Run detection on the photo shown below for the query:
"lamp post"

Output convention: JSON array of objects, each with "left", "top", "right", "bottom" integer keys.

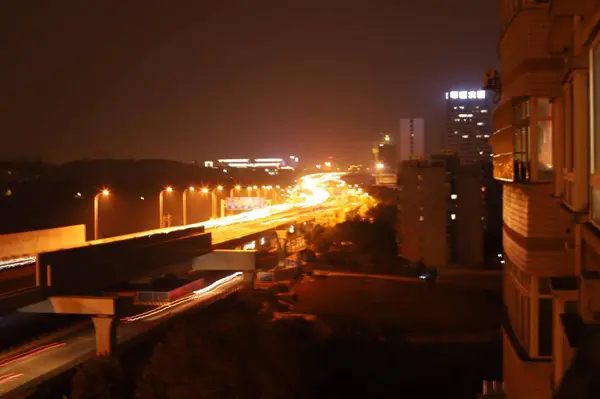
[
  {"left": 182, "top": 186, "right": 195, "bottom": 225},
  {"left": 212, "top": 185, "right": 223, "bottom": 218},
  {"left": 229, "top": 184, "right": 242, "bottom": 198},
  {"left": 93, "top": 189, "right": 110, "bottom": 240},
  {"left": 202, "top": 186, "right": 223, "bottom": 219},
  {"left": 159, "top": 186, "right": 173, "bottom": 228}
]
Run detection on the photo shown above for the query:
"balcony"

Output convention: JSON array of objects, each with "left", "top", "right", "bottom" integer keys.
[
  {"left": 503, "top": 184, "right": 574, "bottom": 275},
  {"left": 490, "top": 96, "right": 554, "bottom": 183}
]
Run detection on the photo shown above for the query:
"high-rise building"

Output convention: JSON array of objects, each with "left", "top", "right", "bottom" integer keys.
[
  {"left": 486, "top": 2, "right": 600, "bottom": 398},
  {"left": 396, "top": 152, "right": 484, "bottom": 267},
  {"left": 444, "top": 89, "right": 493, "bottom": 164},
  {"left": 399, "top": 118, "right": 426, "bottom": 161}
]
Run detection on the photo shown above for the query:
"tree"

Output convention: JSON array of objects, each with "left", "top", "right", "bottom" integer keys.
[
  {"left": 135, "top": 301, "right": 314, "bottom": 399},
  {"left": 70, "top": 358, "right": 125, "bottom": 399}
]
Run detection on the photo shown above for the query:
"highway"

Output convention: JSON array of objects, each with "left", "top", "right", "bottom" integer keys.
[
  {"left": 0, "top": 172, "right": 371, "bottom": 397},
  {"left": 0, "top": 271, "right": 244, "bottom": 396}
]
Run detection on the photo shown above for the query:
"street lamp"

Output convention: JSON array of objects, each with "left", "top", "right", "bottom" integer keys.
[
  {"left": 182, "top": 186, "right": 195, "bottom": 225},
  {"left": 212, "top": 185, "right": 223, "bottom": 218},
  {"left": 229, "top": 184, "right": 242, "bottom": 198},
  {"left": 159, "top": 186, "right": 173, "bottom": 228},
  {"left": 93, "top": 189, "right": 110, "bottom": 240}
]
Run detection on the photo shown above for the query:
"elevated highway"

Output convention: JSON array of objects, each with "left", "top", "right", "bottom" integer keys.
[{"left": 0, "top": 172, "right": 372, "bottom": 397}]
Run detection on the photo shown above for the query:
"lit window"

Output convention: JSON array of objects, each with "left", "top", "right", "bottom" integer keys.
[
  {"left": 450, "top": 214, "right": 456, "bottom": 220},
  {"left": 445, "top": 92, "right": 449, "bottom": 99},
  {"left": 477, "top": 90, "right": 486, "bottom": 99},
  {"left": 481, "top": 109, "right": 488, "bottom": 113},
  {"left": 462, "top": 135, "right": 469, "bottom": 138},
  {"left": 477, "top": 122, "right": 484, "bottom": 126},
  {"left": 450, "top": 194, "right": 458, "bottom": 200},
  {"left": 468, "top": 91, "right": 477, "bottom": 99},
  {"left": 484, "top": 134, "right": 490, "bottom": 138},
  {"left": 454, "top": 131, "right": 458, "bottom": 135},
  {"left": 479, "top": 151, "right": 484, "bottom": 155},
  {"left": 454, "top": 118, "right": 461, "bottom": 122},
  {"left": 459, "top": 106, "right": 465, "bottom": 109},
  {"left": 458, "top": 113, "right": 473, "bottom": 118},
  {"left": 453, "top": 106, "right": 457, "bottom": 110},
  {"left": 459, "top": 91, "right": 468, "bottom": 99},
  {"left": 419, "top": 216, "right": 424, "bottom": 221},
  {"left": 476, "top": 135, "right": 482, "bottom": 138}
]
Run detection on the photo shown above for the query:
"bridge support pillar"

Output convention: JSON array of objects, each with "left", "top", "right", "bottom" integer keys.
[
  {"left": 92, "top": 315, "right": 117, "bottom": 356},
  {"left": 275, "top": 230, "right": 288, "bottom": 266}
]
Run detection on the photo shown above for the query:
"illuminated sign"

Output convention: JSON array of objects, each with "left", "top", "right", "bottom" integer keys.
[
  {"left": 226, "top": 197, "right": 266, "bottom": 211},
  {"left": 445, "top": 90, "right": 487, "bottom": 100}
]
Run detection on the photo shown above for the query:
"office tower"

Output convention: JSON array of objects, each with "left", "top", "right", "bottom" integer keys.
[
  {"left": 399, "top": 118, "right": 426, "bottom": 161},
  {"left": 486, "top": 2, "right": 600, "bottom": 398},
  {"left": 444, "top": 90, "right": 493, "bottom": 164},
  {"left": 396, "top": 152, "right": 484, "bottom": 267}
]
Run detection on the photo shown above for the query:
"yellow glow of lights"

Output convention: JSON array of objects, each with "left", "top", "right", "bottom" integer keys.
[
  {"left": 324, "top": 161, "right": 332, "bottom": 167},
  {"left": 235, "top": 185, "right": 241, "bottom": 190},
  {"left": 217, "top": 185, "right": 223, "bottom": 191},
  {"left": 189, "top": 186, "right": 195, "bottom": 191},
  {"left": 166, "top": 187, "right": 173, "bottom": 193},
  {"left": 376, "top": 163, "right": 384, "bottom": 169},
  {"left": 201, "top": 188, "right": 209, "bottom": 194},
  {"left": 101, "top": 189, "right": 110, "bottom": 196}
]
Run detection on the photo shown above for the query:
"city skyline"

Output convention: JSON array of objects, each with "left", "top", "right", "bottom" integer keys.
[{"left": 0, "top": 1, "right": 498, "bottom": 164}]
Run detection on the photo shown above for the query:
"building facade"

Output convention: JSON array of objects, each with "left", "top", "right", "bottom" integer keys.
[
  {"left": 397, "top": 153, "right": 484, "bottom": 267},
  {"left": 487, "top": 0, "right": 600, "bottom": 397},
  {"left": 399, "top": 118, "right": 426, "bottom": 161},
  {"left": 445, "top": 89, "right": 493, "bottom": 164}
]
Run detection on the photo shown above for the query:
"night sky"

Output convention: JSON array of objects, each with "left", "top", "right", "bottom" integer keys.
[{"left": 0, "top": 1, "right": 498, "bottom": 164}]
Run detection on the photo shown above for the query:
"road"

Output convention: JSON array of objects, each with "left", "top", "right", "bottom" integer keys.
[
  {"left": 0, "top": 172, "right": 370, "bottom": 397},
  {"left": 0, "top": 271, "right": 244, "bottom": 397}
]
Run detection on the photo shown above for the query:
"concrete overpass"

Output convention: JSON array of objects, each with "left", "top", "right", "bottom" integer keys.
[{"left": 0, "top": 173, "right": 371, "bottom": 398}]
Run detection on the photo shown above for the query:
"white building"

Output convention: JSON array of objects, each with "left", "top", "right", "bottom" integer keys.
[{"left": 399, "top": 118, "right": 425, "bottom": 162}]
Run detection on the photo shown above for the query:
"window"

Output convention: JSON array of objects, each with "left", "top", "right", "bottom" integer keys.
[
  {"left": 592, "top": 44, "right": 600, "bottom": 225},
  {"left": 538, "top": 298, "right": 553, "bottom": 356}
]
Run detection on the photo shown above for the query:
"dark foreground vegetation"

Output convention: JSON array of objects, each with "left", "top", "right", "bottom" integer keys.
[{"left": 28, "top": 271, "right": 504, "bottom": 399}]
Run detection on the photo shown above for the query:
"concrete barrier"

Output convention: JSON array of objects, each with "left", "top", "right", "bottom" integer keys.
[{"left": 0, "top": 225, "right": 86, "bottom": 259}]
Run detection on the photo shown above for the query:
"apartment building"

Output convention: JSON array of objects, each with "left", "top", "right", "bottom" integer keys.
[
  {"left": 488, "top": 0, "right": 600, "bottom": 397},
  {"left": 399, "top": 118, "right": 426, "bottom": 161},
  {"left": 396, "top": 153, "right": 485, "bottom": 267}
]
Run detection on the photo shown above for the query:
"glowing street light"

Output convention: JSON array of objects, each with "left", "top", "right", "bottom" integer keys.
[
  {"left": 230, "top": 184, "right": 242, "bottom": 198},
  {"left": 159, "top": 187, "right": 173, "bottom": 228},
  {"left": 94, "top": 189, "right": 110, "bottom": 240},
  {"left": 182, "top": 186, "right": 196, "bottom": 225},
  {"left": 376, "top": 163, "right": 384, "bottom": 169},
  {"left": 201, "top": 186, "right": 224, "bottom": 218}
]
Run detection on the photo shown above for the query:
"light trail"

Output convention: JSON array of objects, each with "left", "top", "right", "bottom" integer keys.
[
  {"left": 0, "top": 373, "right": 23, "bottom": 385},
  {"left": 0, "top": 173, "right": 350, "bottom": 272},
  {"left": 0, "top": 342, "right": 67, "bottom": 368},
  {"left": 121, "top": 271, "right": 244, "bottom": 322},
  {"left": 0, "top": 256, "right": 36, "bottom": 271}
]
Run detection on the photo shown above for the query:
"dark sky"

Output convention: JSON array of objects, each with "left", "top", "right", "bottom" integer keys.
[{"left": 0, "top": 0, "right": 498, "bottom": 164}]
